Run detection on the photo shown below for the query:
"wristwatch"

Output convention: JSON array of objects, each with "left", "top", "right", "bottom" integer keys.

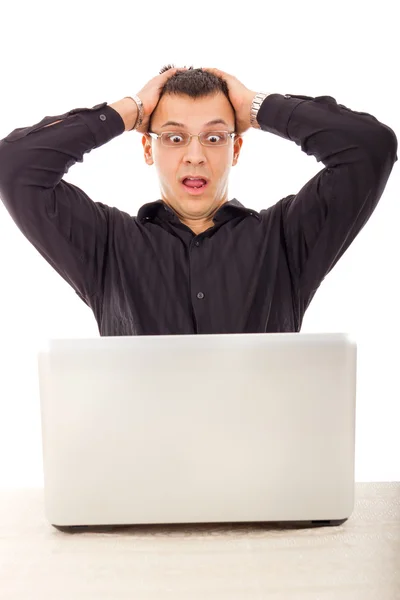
[
  {"left": 124, "top": 95, "right": 144, "bottom": 131},
  {"left": 250, "top": 92, "right": 270, "bottom": 129}
]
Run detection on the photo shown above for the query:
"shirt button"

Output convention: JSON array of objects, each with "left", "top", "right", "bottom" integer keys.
[
  {"left": 195, "top": 241, "right": 200, "bottom": 246},
  {"left": 100, "top": 114, "right": 107, "bottom": 121},
  {"left": 197, "top": 292, "right": 205, "bottom": 299}
]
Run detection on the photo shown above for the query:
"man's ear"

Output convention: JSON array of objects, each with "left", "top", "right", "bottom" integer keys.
[
  {"left": 232, "top": 135, "right": 243, "bottom": 166},
  {"left": 142, "top": 134, "right": 154, "bottom": 165}
]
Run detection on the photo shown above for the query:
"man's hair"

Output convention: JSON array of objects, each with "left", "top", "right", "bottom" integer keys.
[{"left": 148, "top": 64, "right": 237, "bottom": 132}]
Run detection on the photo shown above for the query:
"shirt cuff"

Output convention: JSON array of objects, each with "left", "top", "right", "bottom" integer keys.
[
  {"left": 256, "top": 94, "right": 309, "bottom": 140},
  {"left": 72, "top": 102, "right": 126, "bottom": 147}
]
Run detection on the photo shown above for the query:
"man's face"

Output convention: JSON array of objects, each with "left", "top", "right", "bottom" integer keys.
[{"left": 142, "top": 93, "right": 243, "bottom": 228}]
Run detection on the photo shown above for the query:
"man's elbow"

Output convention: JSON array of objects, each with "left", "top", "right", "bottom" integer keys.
[
  {"left": 365, "top": 123, "right": 398, "bottom": 186},
  {"left": 376, "top": 123, "right": 398, "bottom": 167}
]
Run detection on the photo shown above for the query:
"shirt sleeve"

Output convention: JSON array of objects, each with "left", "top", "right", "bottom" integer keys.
[
  {"left": 0, "top": 102, "right": 125, "bottom": 303},
  {"left": 257, "top": 93, "right": 398, "bottom": 315}
]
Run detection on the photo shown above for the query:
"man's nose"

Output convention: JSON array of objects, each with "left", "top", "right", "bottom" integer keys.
[{"left": 184, "top": 136, "right": 207, "bottom": 159}]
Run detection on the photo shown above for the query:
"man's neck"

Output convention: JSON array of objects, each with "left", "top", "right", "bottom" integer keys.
[{"left": 184, "top": 219, "right": 214, "bottom": 235}]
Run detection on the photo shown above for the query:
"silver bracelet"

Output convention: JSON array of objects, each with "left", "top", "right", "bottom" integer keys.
[
  {"left": 124, "top": 95, "right": 144, "bottom": 131},
  {"left": 250, "top": 92, "right": 269, "bottom": 129}
]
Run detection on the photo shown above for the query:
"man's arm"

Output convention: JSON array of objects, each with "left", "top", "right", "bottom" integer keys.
[
  {"left": 42, "top": 97, "right": 138, "bottom": 132},
  {"left": 0, "top": 99, "right": 134, "bottom": 304},
  {"left": 256, "top": 93, "right": 398, "bottom": 313}
]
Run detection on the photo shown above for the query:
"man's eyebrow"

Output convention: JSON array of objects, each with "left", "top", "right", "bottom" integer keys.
[{"left": 160, "top": 118, "right": 229, "bottom": 129}]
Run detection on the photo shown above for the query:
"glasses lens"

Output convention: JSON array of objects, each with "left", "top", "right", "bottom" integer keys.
[
  {"left": 161, "top": 131, "right": 229, "bottom": 147},
  {"left": 200, "top": 131, "right": 229, "bottom": 146},
  {"left": 162, "top": 132, "right": 189, "bottom": 147}
]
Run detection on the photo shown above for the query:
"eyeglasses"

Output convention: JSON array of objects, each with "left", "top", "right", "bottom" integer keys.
[{"left": 147, "top": 130, "right": 236, "bottom": 148}]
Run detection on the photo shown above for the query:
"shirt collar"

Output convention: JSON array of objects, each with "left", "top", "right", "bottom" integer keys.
[{"left": 137, "top": 198, "right": 261, "bottom": 223}]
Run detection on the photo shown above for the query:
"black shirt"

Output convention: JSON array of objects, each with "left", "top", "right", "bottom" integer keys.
[{"left": 0, "top": 94, "right": 397, "bottom": 336}]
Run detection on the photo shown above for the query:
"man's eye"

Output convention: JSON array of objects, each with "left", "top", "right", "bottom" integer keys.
[
  {"left": 169, "top": 134, "right": 184, "bottom": 143},
  {"left": 207, "top": 134, "right": 221, "bottom": 143}
]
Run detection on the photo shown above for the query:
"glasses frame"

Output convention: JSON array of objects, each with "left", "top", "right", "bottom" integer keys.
[{"left": 146, "top": 130, "right": 237, "bottom": 148}]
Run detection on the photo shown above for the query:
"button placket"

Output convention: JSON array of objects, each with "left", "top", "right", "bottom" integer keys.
[{"left": 192, "top": 239, "right": 204, "bottom": 299}]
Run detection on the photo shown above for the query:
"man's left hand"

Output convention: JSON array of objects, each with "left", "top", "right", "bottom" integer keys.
[{"left": 202, "top": 68, "right": 257, "bottom": 135}]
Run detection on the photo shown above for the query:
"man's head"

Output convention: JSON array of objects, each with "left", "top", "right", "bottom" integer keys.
[{"left": 142, "top": 66, "right": 244, "bottom": 232}]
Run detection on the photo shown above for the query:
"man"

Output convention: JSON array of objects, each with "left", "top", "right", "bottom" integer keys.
[{"left": 0, "top": 66, "right": 397, "bottom": 336}]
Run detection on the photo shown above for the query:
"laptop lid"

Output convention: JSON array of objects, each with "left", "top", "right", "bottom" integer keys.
[{"left": 37, "top": 332, "right": 357, "bottom": 527}]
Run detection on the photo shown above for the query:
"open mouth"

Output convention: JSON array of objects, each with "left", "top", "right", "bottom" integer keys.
[{"left": 181, "top": 178, "right": 209, "bottom": 195}]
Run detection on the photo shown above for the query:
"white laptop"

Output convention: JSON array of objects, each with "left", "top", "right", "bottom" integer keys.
[{"left": 37, "top": 332, "right": 357, "bottom": 530}]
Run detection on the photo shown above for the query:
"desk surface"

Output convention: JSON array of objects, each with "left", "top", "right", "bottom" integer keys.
[{"left": 0, "top": 483, "right": 399, "bottom": 599}]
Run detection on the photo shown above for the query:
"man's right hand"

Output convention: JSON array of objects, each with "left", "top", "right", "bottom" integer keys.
[{"left": 133, "top": 67, "right": 188, "bottom": 133}]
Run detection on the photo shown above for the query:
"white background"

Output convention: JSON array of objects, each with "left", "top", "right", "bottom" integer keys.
[{"left": 0, "top": 0, "right": 398, "bottom": 487}]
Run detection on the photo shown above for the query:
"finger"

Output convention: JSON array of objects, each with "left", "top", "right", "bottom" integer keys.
[
  {"left": 162, "top": 67, "right": 187, "bottom": 79},
  {"left": 202, "top": 67, "right": 224, "bottom": 77}
]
